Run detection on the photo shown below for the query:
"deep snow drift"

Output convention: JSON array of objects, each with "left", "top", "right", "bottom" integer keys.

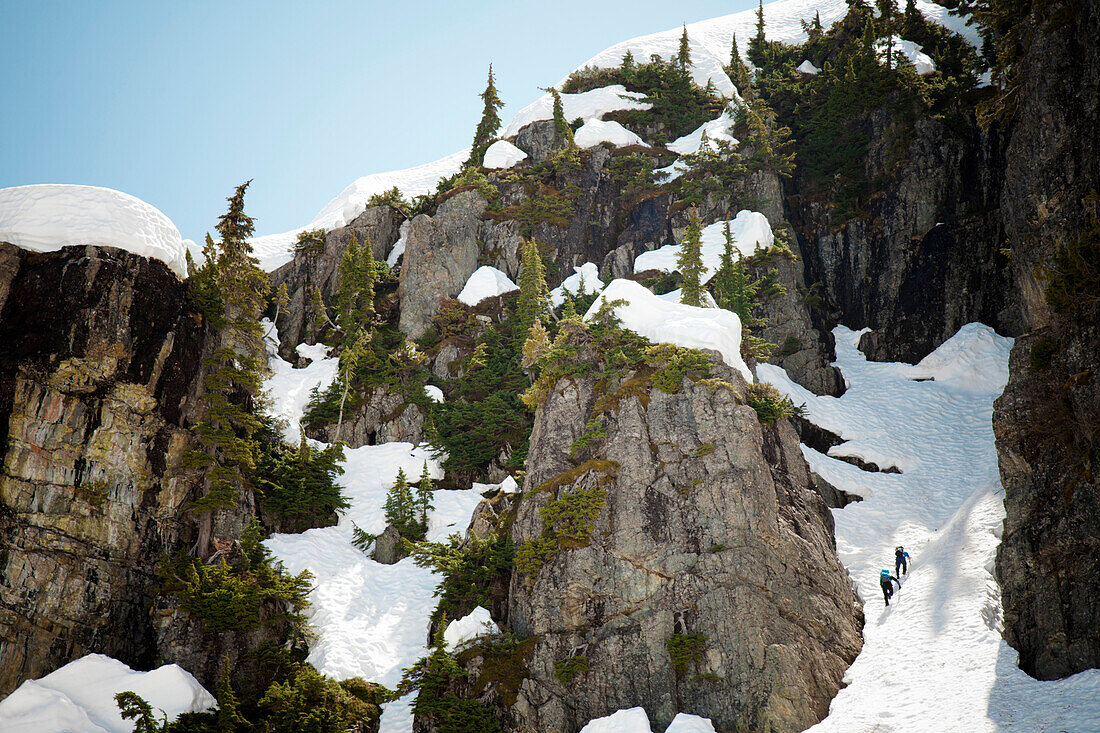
[
  {"left": 0, "top": 184, "right": 190, "bottom": 278},
  {"left": 0, "top": 654, "right": 216, "bottom": 733}
]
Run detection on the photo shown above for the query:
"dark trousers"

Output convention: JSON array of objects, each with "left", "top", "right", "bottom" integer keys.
[
  {"left": 881, "top": 581, "right": 894, "bottom": 605},
  {"left": 896, "top": 557, "right": 907, "bottom": 575}
]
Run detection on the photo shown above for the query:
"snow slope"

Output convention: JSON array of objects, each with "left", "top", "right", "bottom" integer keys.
[
  {"left": 0, "top": 184, "right": 189, "bottom": 278},
  {"left": 250, "top": 149, "right": 469, "bottom": 271},
  {"left": 0, "top": 654, "right": 216, "bottom": 733},
  {"left": 756, "top": 324, "right": 1100, "bottom": 732}
]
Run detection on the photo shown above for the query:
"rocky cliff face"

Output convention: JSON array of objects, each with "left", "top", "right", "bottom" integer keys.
[
  {"left": 0, "top": 244, "right": 209, "bottom": 695},
  {"left": 992, "top": 0, "right": 1100, "bottom": 680},
  {"left": 270, "top": 205, "right": 403, "bottom": 356},
  {"left": 504, "top": 351, "right": 862, "bottom": 732},
  {"left": 788, "top": 109, "right": 1023, "bottom": 365}
]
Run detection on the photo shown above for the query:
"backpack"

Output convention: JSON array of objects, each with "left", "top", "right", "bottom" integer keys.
[
  {"left": 896, "top": 546, "right": 904, "bottom": 555},
  {"left": 881, "top": 569, "right": 892, "bottom": 580}
]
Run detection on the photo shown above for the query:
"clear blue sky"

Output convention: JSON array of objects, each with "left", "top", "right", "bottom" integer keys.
[{"left": 1, "top": 1, "right": 754, "bottom": 243}]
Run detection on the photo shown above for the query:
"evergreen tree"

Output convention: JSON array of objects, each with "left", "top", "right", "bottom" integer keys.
[
  {"left": 215, "top": 664, "right": 249, "bottom": 732},
  {"left": 415, "top": 462, "right": 435, "bottom": 535},
  {"left": 187, "top": 181, "right": 270, "bottom": 558},
  {"left": 877, "top": 0, "right": 896, "bottom": 68},
  {"left": 901, "top": 0, "right": 925, "bottom": 39},
  {"left": 727, "top": 32, "right": 753, "bottom": 99},
  {"left": 549, "top": 88, "right": 576, "bottom": 148},
  {"left": 267, "top": 282, "right": 290, "bottom": 341},
  {"left": 748, "top": 0, "right": 767, "bottom": 67},
  {"left": 467, "top": 65, "right": 504, "bottom": 168},
  {"left": 711, "top": 221, "right": 760, "bottom": 322},
  {"left": 114, "top": 692, "right": 162, "bottom": 733},
  {"left": 677, "top": 209, "right": 706, "bottom": 307},
  {"left": 621, "top": 49, "right": 636, "bottom": 77},
  {"left": 517, "top": 239, "right": 551, "bottom": 331},
  {"left": 677, "top": 25, "right": 692, "bottom": 71},
  {"left": 522, "top": 320, "right": 551, "bottom": 369},
  {"left": 307, "top": 284, "right": 335, "bottom": 343},
  {"left": 384, "top": 468, "right": 419, "bottom": 538},
  {"left": 336, "top": 328, "right": 370, "bottom": 443}
]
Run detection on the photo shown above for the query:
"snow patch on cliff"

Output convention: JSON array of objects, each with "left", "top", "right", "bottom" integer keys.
[
  {"left": 585, "top": 279, "right": 752, "bottom": 383},
  {"left": 0, "top": 184, "right": 189, "bottom": 278}
]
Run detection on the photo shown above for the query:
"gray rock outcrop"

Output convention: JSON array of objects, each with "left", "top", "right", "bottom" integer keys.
[
  {"left": 398, "top": 191, "right": 488, "bottom": 339},
  {"left": 505, "top": 351, "right": 863, "bottom": 732}
]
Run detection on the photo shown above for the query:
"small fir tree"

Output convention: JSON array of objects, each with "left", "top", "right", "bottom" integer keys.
[
  {"left": 711, "top": 221, "right": 760, "bottom": 322},
  {"left": 517, "top": 239, "right": 551, "bottom": 331},
  {"left": 549, "top": 88, "right": 576, "bottom": 148},
  {"left": 216, "top": 663, "right": 249, "bottom": 732},
  {"left": 467, "top": 65, "right": 504, "bottom": 168},
  {"left": 748, "top": 0, "right": 767, "bottom": 67},
  {"left": 307, "top": 284, "right": 335, "bottom": 343},
  {"left": 415, "top": 462, "right": 435, "bottom": 535},
  {"left": 336, "top": 328, "right": 371, "bottom": 443},
  {"left": 677, "top": 209, "right": 707, "bottom": 307},
  {"left": 677, "top": 25, "right": 692, "bottom": 71},
  {"left": 727, "top": 32, "right": 753, "bottom": 99},
  {"left": 384, "top": 468, "right": 419, "bottom": 539}
]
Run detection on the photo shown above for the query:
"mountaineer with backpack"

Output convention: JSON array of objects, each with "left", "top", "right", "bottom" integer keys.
[
  {"left": 895, "top": 546, "right": 911, "bottom": 576},
  {"left": 880, "top": 569, "right": 901, "bottom": 606}
]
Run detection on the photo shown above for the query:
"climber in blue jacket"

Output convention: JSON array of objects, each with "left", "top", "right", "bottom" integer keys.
[
  {"left": 895, "top": 546, "right": 911, "bottom": 576},
  {"left": 880, "top": 569, "right": 901, "bottom": 606}
]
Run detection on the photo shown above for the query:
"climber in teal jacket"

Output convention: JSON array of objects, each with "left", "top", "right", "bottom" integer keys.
[{"left": 880, "top": 569, "right": 901, "bottom": 606}]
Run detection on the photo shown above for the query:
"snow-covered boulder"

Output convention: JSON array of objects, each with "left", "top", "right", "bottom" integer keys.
[
  {"left": 580, "top": 707, "right": 653, "bottom": 733},
  {"left": 797, "top": 59, "right": 821, "bottom": 75},
  {"left": 633, "top": 210, "right": 773, "bottom": 284},
  {"left": 881, "top": 39, "right": 937, "bottom": 74},
  {"left": 457, "top": 265, "right": 519, "bottom": 306},
  {"left": 443, "top": 606, "right": 499, "bottom": 650},
  {"left": 483, "top": 140, "right": 528, "bottom": 169},
  {"left": 0, "top": 654, "right": 216, "bottom": 733},
  {"left": 551, "top": 262, "right": 604, "bottom": 307},
  {"left": 424, "top": 384, "right": 444, "bottom": 403},
  {"left": 585, "top": 279, "right": 752, "bottom": 383},
  {"left": 574, "top": 118, "right": 645, "bottom": 148},
  {"left": 0, "top": 184, "right": 189, "bottom": 278}
]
